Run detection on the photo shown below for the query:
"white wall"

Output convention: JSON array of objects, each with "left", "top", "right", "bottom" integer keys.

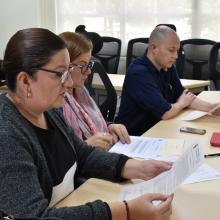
[{"left": 0, "top": 0, "right": 39, "bottom": 58}]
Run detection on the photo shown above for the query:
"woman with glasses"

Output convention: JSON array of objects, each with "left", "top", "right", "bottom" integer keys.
[
  {"left": 59, "top": 32, "right": 131, "bottom": 150},
  {"left": 0, "top": 28, "right": 173, "bottom": 220}
]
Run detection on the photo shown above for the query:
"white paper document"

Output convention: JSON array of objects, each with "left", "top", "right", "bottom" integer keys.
[
  {"left": 109, "top": 136, "right": 184, "bottom": 159},
  {"left": 181, "top": 110, "right": 208, "bottom": 121},
  {"left": 183, "top": 163, "right": 220, "bottom": 184},
  {"left": 120, "top": 141, "right": 203, "bottom": 200},
  {"left": 109, "top": 136, "right": 164, "bottom": 159},
  {"left": 182, "top": 104, "right": 220, "bottom": 121}
]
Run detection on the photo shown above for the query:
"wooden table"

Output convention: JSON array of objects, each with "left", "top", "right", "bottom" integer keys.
[
  {"left": 93, "top": 73, "right": 210, "bottom": 94},
  {"left": 0, "top": 75, "right": 210, "bottom": 95},
  {"left": 56, "top": 91, "right": 220, "bottom": 220},
  {"left": 142, "top": 91, "right": 220, "bottom": 219}
]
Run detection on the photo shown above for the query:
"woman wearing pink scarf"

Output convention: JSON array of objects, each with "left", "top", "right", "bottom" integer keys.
[{"left": 60, "top": 32, "right": 130, "bottom": 150}]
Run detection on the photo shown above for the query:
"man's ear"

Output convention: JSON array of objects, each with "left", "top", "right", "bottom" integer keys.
[{"left": 149, "top": 43, "right": 158, "bottom": 55}]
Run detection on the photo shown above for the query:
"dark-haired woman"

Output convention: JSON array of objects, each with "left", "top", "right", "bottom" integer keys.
[{"left": 0, "top": 28, "right": 173, "bottom": 220}]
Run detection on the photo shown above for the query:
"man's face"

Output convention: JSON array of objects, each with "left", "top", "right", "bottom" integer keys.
[{"left": 153, "top": 32, "right": 180, "bottom": 70}]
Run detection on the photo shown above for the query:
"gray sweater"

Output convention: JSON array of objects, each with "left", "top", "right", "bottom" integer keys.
[{"left": 0, "top": 94, "right": 128, "bottom": 219}]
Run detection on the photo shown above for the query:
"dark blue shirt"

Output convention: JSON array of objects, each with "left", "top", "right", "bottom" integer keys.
[{"left": 115, "top": 55, "right": 184, "bottom": 136}]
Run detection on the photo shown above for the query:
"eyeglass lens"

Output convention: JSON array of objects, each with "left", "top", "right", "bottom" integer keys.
[
  {"left": 60, "top": 67, "right": 74, "bottom": 83},
  {"left": 81, "top": 62, "right": 94, "bottom": 74}
]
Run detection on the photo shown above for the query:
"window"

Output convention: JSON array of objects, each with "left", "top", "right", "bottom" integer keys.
[{"left": 54, "top": 0, "right": 220, "bottom": 55}]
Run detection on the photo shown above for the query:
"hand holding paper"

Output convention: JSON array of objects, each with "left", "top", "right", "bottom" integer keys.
[
  {"left": 121, "top": 159, "right": 172, "bottom": 181},
  {"left": 120, "top": 141, "right": 203, "bottom": 200},
  {"left": 126, "top": 193, "right": 173, "bottom": 220}
]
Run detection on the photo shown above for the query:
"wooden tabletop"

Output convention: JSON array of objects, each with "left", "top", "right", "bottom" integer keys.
[
  {"left": 92, "top": 73, "right": 210, "bottom": 93},
  {"left": 56, "top": 91, "right": 220, "bottom": 220},
  {"left": 0, "top": 75, "right": 210, "bottom": 94}
]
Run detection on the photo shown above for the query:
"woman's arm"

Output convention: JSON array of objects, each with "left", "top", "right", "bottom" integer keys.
[
  {"left": 121, "top": 159, "right": 172, "bottom": 180},
  {"left": 0, "top": 128, "right": 110, "bottom": 220}
]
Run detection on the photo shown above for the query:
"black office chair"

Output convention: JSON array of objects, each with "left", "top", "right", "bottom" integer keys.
[
  {"left": 156, "top": 24, "right": 177, "bottom": 32},
  {"left": 209, "top": 42, "right": 220, "bottom": 90},
  {"left": 94, "top": 36, "right": 122, "bottom": 74},
  {"left": 75, "top": 25, "right": 103, "bottom": 55},
  {"left": 0, "top": 59, "right": 5, "bottom": 86},
  {"left": 85, "top": 61, "right": 117, "bottom": 121},
  {"left": 126, "top": 38, "right": 149, "bottom": 70},
  {"left": 176, "top": 38, "right": 216, "bottom": 80}
]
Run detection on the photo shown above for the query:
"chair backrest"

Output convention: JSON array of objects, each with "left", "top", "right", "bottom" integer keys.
[
  {"left": 209, "top": 42, "right": 220, "bottom": 90},
  {"left": 94, "top": 36, "right": 121, "bottom": 74},
  {"left": 126, "top": 38, "right": 149, "bottom": 70},
  {"left": 85, "top": 61, "right": 117, "bottom": 121},
  {"left": 156, "top": 23, "right": 177, "bottom": 32},
  {"left": 177, "top": 38, "right": 216, "bottom": 80}
]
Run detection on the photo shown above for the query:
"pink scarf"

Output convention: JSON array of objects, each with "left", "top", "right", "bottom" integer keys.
[{"left": 63, "top": 86, "right": 108, "bottom": 139}]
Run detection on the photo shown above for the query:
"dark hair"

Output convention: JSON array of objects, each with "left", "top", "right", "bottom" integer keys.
[
  {"left": 1, "top": 28, "right": 66, "bottom": 91},
  {"left": 0, "top": 59, "right": 5, "bottom": 84},
  {"left": 75, "top": 25, "right": 103, "bottom": 55},
  {"left": 75, "top": 25, "right": 86, "bottom": 33}
]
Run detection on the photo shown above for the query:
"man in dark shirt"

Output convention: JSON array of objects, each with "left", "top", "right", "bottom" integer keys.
[{"left": 116, "top": 26, "right": 216, "bottom": 135}]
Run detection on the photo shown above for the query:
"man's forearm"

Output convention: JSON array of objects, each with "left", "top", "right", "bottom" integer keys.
[
  {"left": 189, "top": 97, "right": 216, "bottom": 112},
  {"left": 161, "top": 103, "right": 184, "bottom": 120}
]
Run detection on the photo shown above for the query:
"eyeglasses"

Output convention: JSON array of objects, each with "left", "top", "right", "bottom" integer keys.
[
  {"left": 38, "top": 66, "right": 74, "bottom": 84},
  {"left": 70, "top": 61, "right": 94, "bottom": 75}
]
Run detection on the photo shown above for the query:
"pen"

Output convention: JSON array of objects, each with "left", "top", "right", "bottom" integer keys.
[{"left": 204, "top": 153, "right": 220, "bottom": 158}]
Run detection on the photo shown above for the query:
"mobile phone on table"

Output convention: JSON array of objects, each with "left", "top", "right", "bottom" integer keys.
[{"left": 180, "top": 126, "right": 206, "bottom": 135}]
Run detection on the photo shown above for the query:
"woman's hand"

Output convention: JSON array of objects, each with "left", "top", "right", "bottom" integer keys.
[
  {"left": 128, "top": 193, "right": 173, "bottom": 220},
  {"left": 121, "top": 159, "right": 172, "bottom": 180},
  {"left": 108, "top": 123, "right": 131, "bottom": 144},
  {"left": 85, "top": 132, "right": 114, "bottom": 150},
  {"left": 109, "top": 193, "right": 173, "bottom": 220}
]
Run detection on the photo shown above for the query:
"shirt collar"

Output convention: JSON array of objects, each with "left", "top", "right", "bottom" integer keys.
[{"left": 143, "top": 54, "right": 171, "bottom": 75}]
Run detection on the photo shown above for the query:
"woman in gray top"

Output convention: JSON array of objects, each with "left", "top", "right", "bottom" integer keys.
[{"left": 0, "top": 28, "right": 173, "bottom": 220}]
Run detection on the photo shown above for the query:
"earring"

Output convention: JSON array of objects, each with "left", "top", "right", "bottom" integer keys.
[{"left": 27, "top": 92, "right": 31, "bottom": 98}]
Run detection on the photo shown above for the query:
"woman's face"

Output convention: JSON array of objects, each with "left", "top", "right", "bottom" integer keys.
[
  {"left": 29, "top": 48, "right": 73, "bottom": 111},
  {"left": 69, "top": 50, "right": 92, "bottom": 88}
]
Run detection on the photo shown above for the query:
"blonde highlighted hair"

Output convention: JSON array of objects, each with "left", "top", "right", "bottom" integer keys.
[{"left": 59, "top": 32, "right": 93, "bottom": 62}]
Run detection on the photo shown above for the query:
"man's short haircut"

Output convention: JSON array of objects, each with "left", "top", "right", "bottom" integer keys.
[{"left": 149, "top": 25, "right": 177, "bottom": 44}]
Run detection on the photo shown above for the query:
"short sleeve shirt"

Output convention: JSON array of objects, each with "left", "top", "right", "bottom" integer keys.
[{"left": 115, "top": 55, "right": 184, "bottom": 136}]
